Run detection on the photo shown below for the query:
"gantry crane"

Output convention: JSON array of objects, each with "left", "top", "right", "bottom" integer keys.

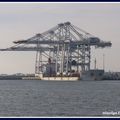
[{"left": 0, "top": 22, "right": 112, "bottom": 77}]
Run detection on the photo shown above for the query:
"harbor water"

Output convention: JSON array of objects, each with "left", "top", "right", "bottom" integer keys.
[{"left": 0, "top": 80, "right": 120, "bottom": 116}]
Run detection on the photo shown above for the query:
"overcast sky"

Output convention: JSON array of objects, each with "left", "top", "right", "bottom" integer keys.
[{"left": 0, "top": 2, "right": 119, "bottom": 74}]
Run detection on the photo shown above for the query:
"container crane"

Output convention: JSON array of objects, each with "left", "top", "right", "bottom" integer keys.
[{"left": 0, "top": 22, "right": 112, "bottom": 80}]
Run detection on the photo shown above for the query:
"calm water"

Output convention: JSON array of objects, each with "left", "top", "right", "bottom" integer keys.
[{"left": 0, "top": 80, "right": 120, "bottom": 117}]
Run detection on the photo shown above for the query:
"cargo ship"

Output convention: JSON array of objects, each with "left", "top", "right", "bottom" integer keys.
[
  {"left": 34, "top": 58, "right": 105, "bottom": 81},
  {"left": 35, "top": 69, "right": 104, "bottom": 81}
]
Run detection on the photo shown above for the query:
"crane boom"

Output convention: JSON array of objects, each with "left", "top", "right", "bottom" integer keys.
[{"left": 0, "top": 46, "right": 54, "bottom": 51}]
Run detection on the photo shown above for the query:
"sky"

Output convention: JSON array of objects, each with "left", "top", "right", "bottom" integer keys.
[{"left": 0, "top": 2, "right": 120, "bottom": 74}]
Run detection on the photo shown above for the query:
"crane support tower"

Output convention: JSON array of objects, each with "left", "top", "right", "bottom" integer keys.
[{"left": 0, "top": 22, "right": 112, "bottom": 80}]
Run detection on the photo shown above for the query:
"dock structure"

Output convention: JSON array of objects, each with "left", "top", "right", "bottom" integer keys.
[{"left": 0, "top": 22, "right": 112, "bottom": 80}]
